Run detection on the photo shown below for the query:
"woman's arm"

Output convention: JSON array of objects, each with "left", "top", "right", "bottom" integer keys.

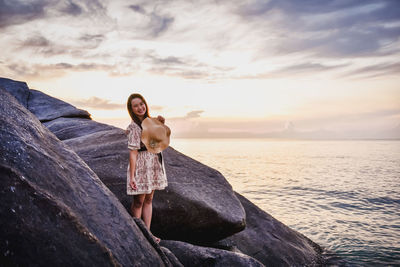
[{"left": 129, "top": 150, "right": 138, "bottom": 190}]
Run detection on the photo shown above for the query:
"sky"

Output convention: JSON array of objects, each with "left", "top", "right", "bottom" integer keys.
[{"left": 0, "top": 0, "right": 399, "bottom": 139}]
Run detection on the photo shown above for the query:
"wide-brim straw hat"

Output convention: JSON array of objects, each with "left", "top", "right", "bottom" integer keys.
[{"left": 141, "top": 117, "right": 171, "bottom": 154}]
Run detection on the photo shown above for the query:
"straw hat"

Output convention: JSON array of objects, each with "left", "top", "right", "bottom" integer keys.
[{"left": 141, "top": 117, "right": 171, "bottom": 153}]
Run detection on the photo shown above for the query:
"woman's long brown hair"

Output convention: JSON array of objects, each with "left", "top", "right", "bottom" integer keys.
[{"left": 127, "top": 93, "right": 150, "bottom": 127}]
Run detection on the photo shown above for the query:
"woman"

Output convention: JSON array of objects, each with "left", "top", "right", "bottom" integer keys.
[{"left": 126, "top": 93, "right": 168, "bottom": 243}]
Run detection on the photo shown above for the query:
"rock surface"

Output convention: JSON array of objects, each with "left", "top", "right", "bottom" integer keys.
[
  {"left": 28, "top": 89, "right": 91, "bottom": 121},
  {"left": 161, "top": 240, "right": 264, "bottom": 267},
  {"left": 215, "top": 193, "right": 325, "bottom": 266},
  {"left": 44, "top": 117, "right": 117, "bottom": 141},
  {"left": 153, "top": 147, "right": 246, "bottom": 243},
  {"left": 0, "top": 88, "right": 169, "bottom": 266},
  {"left": 62, "top": 120, "right": 246, "bottom": 243},
  {"left": 1, "top": 77, "right": 329, "bottom": 266},
  {"left": 0, "top": 77, "right": 30, "bottom": 107}
]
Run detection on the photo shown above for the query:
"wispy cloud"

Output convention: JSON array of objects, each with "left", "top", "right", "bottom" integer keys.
[
  {"left": 0, "top": 0, "right": 107, "bottom": 29},
  {"left": 127, "top": 3, "right": 174, "bottom": 37},
  {"left": 0, "top": 0, "right": 47, "bottom": 28},
  {"left": 343, "top": 62, "right": 400, "bottom": 78},
  {"left": 235, "top": 62, "right": 349, "bottom": 79},
  {"left": 236, "top": 0, "right": 400, "bottom": 58},
  {"left": 20, "top": 35, "right": 51, "bottom": 47},
  {"left": 70, "top": 96, "right": 124, "bottom": 110}
]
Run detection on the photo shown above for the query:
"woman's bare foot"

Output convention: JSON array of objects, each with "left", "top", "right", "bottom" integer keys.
[{"left": 152, "top": 234, "right": 161, "bottom": 243}]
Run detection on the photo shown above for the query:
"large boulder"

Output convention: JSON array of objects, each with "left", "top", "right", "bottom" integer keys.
[
  {"left": 0, "top": 88, "right": 170, "bottom": 266},
  {"left": 152, "top": 147, "right": 246, "bottom": 243},
  {"left": 44, "top": 117, "right": 116, "bottom": 141},
  {"left": 215, "top": 193, "right": 325, "bottom": 266},
  {"left": 1, "top": 76, "right": 247, "bottom": 244},
  {"left": 28, "top": 89, "right": 90, "bottom": 121},
  {"left": 161, "top": 240, "right": 264, "bottom": 267},
  {"left": 0, "top": 77, "right": 30, "bottom": 107},
  {"left": 63, "top": 127, "right": 246, "bottom": 243}
]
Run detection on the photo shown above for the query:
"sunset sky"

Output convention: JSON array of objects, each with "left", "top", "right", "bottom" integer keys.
[{"left": 1, "top": 0, "right": 399, "bottom": 139}]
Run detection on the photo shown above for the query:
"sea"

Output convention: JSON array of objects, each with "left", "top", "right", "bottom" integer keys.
[{"left": 170, "top": 138, "right": 400, "bottom": 266}]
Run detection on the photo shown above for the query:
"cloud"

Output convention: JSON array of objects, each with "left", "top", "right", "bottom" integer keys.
[
  {"left": 168, "top": 107, "right": 400, "bottom": 138},
  {"left": 70, "top": 96, "right": 124, "bottom": 110},
  {"left": 60, "top": 1, "right": 83, "bottom": 16},
  {"left": 4, "top": 61, "right": 122, "bottom": 78},
  {"left": 0, "top": 0, "right": 107, "bottom": 29},
  {"left": 185, "top": 110, "right": 204, "bottom": 119},
  {"left": 78, "top": 33, "right": 106, "bottom": 48},
  {"left": 0, "top": 0, "right": 47, "bottom": 28},
  {"left": 236, "top": 62, "right": 349, "bottom": 79},
  {"left": 128, "top": 4, "right": 146, "bottom": 14},
  {"left": 126, "top": 3, "right": 174, "bottom": 37},
  {"left": 343, "top": 62, "right": 400, "bottom": 78},
  {"left": 143, "top": 51, "right": 233, "bottom": 80},
  {"left": 236, "top": 0, "right": 400, "bottom": 57},
  {"left": 21, "top": 35, "right": 51, "bottom": 47}
]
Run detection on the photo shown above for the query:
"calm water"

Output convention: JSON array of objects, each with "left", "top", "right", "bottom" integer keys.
[{"left": 170, "top": 139, "right": 400, "bottom": 266}]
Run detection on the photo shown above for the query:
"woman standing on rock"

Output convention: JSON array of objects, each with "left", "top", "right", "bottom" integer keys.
[{"left": 126, "top": 93, "right": 169, "bottom": 243}]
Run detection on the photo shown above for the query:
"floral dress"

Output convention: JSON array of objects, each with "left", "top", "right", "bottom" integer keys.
[{"left": 126, "top": 121, "right": 168, "bottom": 195}]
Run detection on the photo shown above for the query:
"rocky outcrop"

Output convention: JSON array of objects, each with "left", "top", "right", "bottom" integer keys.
[
  {"left": 58, "top": 119, "right": 246, "bottom": 243},
  {"left": 0, "top": 78, "right": 90, "bottom": 121},
  {"left": 44, "top": 117, "right": 116, "bottom": 141},
  {"left": 153, "top": 147, "right": 246, "bottom": 243},
  {"left": 0, "top": 77, "right": 30, "bottom": 107},
  {"left": 1, "top": 77, "right": 328, "bottom": 266},
  {"left": 161, "top": 240, "right": 264, "bottom": 267},
  {"left": 215, "top": 193, "right": 325, "bottom": 266},
  {"left": 0, "top": 88, "right": 170, "bottom": 266},
  {"left": 28, "top": 89, "right": 91, "bottom": 121}
]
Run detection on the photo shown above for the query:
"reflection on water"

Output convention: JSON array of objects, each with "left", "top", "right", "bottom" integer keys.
[{"left": 170, "top": 139, "right": 400, "bottom": 266}]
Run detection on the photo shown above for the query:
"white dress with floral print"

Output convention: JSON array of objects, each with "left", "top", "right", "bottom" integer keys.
[{"left": 126, "top": 121, "right": 168, "bottom": 195}]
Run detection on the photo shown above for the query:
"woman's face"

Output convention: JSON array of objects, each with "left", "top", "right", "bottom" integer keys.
[{"left": 131, "top": 98, "right": 147, "bottom": 118}]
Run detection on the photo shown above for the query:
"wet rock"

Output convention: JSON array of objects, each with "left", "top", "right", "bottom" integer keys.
[
  {"left": 160, "top": 240, "right": 264, "bottom": 267},
  {"left": 0, "top": 89, "right": 168, "bottom": 266},
  {"left": 216, "top": 193, "right": 325, "bottom": 266},
  {"left": 28, "top": 89, "right": 90, "bottom": 121}
]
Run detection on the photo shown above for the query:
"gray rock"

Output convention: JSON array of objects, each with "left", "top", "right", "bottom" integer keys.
[
  {"left": 0, "top": 77, "right": 30, "bottom": 107},
  {"left": 0, "top": 88, "right": 168, "bottom": 266},
  {"left": 0, "top": 165, "right": 119, "bottom": 267},
  {"left": 28, "top": 89, "right": 90, "bottom": 121},
  {"left": 216, "top": 192, "right": 325, "bottom": 266},
  {"left": 153, "top": 147, "right": 246, "bottom": 243},
  {"left": 1, "top": 77, "right": 246, "bottom": 244},
  {"left": 64, "top": 128, "right": 246, "bottom": 243},
  {"left": 160, "top": 240, "right": 264, "bottom": 267},
  {"left": 134, "top": 218, "right": 180, "bottom": 267},
  {"left": 160, "top": 247, "right": 184, "bottom": 267},
  {"left": 44, "top": 117, "right": 116, "bottom": 141}
]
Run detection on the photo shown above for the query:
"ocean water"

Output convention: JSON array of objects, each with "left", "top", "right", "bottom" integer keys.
[{"left": 170, "top": 139, "right": 400, "bottom": 266}]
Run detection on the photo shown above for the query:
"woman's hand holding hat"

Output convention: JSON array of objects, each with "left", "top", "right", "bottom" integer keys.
[{"left": 157, "top": 115, "right": 165, "bottom": 124}]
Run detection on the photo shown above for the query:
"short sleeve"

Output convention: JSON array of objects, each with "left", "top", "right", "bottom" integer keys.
[{"left": 126, "top": 122, "right": 141, "bottom": 150}]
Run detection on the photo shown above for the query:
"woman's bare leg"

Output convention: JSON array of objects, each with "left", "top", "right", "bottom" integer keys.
[
  {"left": 131, "top": 194, "right": 145, "bottom": 218},
  {"left": 142, "top": 190, "right": 160, "bottom": 243},
  {"left": 142, "top": 190, "right": 155, "bottom": 229}
]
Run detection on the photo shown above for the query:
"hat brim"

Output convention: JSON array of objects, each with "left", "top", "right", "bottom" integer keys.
[{"left": 141, "top": 117, "right": 171, "bottom": 154}]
